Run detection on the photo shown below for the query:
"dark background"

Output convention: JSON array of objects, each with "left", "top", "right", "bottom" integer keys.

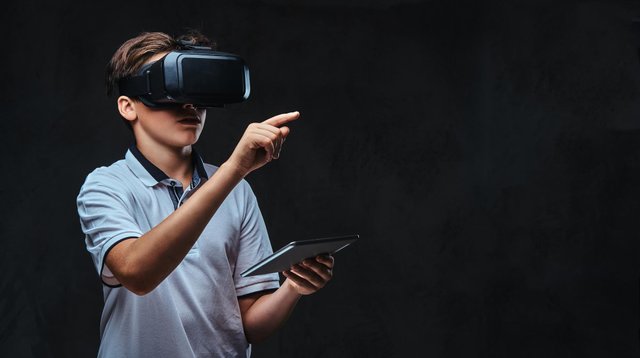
[{"left": 2, "top": 0, "right": 640, "bottom": 357}]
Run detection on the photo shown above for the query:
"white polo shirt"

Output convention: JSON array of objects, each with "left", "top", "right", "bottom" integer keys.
[{"left": 77, "top": 146, "right": 280, "bottom": 358}]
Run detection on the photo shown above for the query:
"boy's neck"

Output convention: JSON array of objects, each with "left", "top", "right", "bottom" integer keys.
[{"left": 135, "top": 140, "right": 194, "bottom": 185}]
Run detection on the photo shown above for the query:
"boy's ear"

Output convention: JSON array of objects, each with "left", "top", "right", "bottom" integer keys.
[{"left": 117, "top": 96, "right": 138, "bottom": 123}]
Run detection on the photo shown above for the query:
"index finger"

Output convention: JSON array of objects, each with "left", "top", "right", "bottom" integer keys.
[{"left": 262, "top": 111, "right": 300, "bottom": 127}]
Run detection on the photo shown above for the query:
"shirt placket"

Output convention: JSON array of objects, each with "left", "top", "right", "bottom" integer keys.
[
  {"left": 165, "top": 172, "right": 204, "bottom": 210},
  {"left": 167, "top": 181, "right": 183, "bottom": 210}
]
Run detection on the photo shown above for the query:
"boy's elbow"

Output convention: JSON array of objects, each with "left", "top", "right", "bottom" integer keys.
[
  {"left": 117, "top": 264, "right": 159, "bottom": 296},
  {"left": 127, "top": 283, "right": 155, "bottom": 296},
  {"left": 106, "top": 240, "right": 159, "bottom": 295}
]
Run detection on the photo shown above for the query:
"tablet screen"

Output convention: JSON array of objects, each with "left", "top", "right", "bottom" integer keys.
[{"left": 240, "top": 234, "right": 358, "bottom": 277}]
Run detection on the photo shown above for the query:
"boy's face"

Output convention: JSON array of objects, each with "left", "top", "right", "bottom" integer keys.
[
  {"left": 121, "top": 52, "right": 207, "bottom": 149},
  {"left": 133, "top": 99, "right": 206, "bottom": 149}
]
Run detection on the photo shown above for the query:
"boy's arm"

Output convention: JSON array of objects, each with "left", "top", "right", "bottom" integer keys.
[
  {"left": 105, "top": 112, "right": 299, "bottom": 295},
  {"left": 238, "top": 255, "right": 334, "bottom": 343}
]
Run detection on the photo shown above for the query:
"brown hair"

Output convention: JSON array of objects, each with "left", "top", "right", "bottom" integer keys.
[{"left": 105, "top": 30, "right": 215, "bottom": 96}]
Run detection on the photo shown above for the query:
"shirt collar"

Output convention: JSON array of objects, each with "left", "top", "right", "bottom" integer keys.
[
  {"left": 126, "top": 145, "right": 209, "bottom": 187},
  {"left": 192, "top": 148, "right": 208, "bottom": 181}
]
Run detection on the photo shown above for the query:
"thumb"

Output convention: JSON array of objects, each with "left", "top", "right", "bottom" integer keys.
[{"left": 280, "top": 126, "right": 291, "bottom": 140}]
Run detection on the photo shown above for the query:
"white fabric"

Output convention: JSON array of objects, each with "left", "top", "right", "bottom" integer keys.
[{"left": 77, "top": 149, "right": 280, "bottom": 357}]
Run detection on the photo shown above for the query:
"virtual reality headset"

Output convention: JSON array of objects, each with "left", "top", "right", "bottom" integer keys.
[{"left": 118, "top": 45, "right": 250, "bottom": 108}]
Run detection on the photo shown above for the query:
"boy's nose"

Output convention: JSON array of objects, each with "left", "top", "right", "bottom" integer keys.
[{"left": 182, "top": 103, "right": 195, "bottom": 110}]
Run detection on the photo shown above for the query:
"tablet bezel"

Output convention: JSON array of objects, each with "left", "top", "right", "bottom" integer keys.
[{"left": 240, "top": 234, "right": 359, "bottom": 277}]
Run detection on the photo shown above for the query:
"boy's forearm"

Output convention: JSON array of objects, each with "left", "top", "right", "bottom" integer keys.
[
  {"left": 107, "top": 112, "right": 298, "bottom": 295},
  {"left": 241, "top": 280, "right": 302, "bottom": 343},
  {"left": 240, "top": 257, "right": 335, "bottom": 342},
  {"left": 108, "top": 162, "right": 245, "bottom": 295}
]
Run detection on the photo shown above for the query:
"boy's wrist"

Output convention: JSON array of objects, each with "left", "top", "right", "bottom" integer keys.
[
  {"left": 219, "top": 161, "right": 249, "bottom": 180},
  {"left": 281, "top": 278, "right": 303, "bottom": 300}
]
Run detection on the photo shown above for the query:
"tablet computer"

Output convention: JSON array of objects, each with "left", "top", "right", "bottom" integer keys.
[{"left": 240, "top": 234, "right": 359, "bottom": 277}]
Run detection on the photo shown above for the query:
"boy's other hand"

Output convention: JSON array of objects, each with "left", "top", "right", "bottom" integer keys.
[
  {"left": 226, "top": 111, "right": 299, "bottom": 176},
  {"left": 282, "top": 255, "right": 335, "bottom": 296}
]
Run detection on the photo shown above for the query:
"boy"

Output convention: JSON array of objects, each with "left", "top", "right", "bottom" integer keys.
[{"left": 77, "top": 31, "right": 335, "bottom": 357}]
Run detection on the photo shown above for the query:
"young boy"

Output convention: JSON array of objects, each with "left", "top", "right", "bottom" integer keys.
[{"left": 76, "top": 31, "right": 335, "bottom": 357}]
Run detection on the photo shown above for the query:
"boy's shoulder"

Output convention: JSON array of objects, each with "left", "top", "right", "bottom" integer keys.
[
  {"left": 83, "top": 158, "right": 130, "bottom": 185},
  {"left": 78, "top": 158, "right": 136, "bottom": 200}
]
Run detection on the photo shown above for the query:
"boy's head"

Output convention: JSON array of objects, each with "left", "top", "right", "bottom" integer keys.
[
  {"left": 105, "top": 30, "right": 215, "bottom": 98},
  {"left": 107, "top": 31, "right": 214, "bottom": 147}
]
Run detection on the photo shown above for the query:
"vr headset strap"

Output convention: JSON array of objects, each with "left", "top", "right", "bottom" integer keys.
[{"left": 118, "top": 75, "right": 150, "bottom": 97}]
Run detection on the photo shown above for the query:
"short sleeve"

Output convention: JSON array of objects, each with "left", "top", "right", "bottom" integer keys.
[
  {"left": 77, "top": 170, "right": 144, "bottom": 286},
  {"left": 233, "top": 182, "right": 280, "bottom": 296}
]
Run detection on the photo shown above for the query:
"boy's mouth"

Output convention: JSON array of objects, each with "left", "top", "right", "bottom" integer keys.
[{"left": 178, "top": 116, "right": 201, "bottom": 125}]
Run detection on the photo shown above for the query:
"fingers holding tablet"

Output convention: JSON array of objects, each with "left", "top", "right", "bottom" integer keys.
[{"left": 282, "top": 255, "right": 335, "bottom": 295}]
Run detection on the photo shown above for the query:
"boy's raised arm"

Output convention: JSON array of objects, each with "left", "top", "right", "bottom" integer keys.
[{"left": 105, "top": 111, "right": 299, "bottom": 295}]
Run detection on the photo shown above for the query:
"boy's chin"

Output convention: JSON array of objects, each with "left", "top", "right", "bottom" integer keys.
[
  {"left": 168, "top": 135, "right": 201, "bottom": 148},
  {"left": 174, "top": 133, "right": 200, "bottom": 147}
]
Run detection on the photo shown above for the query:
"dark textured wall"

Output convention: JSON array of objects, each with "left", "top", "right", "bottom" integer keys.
[{"left": 2, "top": 0, "right": 640, "bottom": 357}]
